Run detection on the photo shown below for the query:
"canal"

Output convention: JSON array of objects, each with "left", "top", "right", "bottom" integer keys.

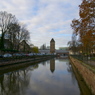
[{"left": 0, "top": 58, "right": 92, "bottom": 95}]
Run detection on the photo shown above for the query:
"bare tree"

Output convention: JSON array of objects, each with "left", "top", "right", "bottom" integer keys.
[
  {"left": 7, "top": 23, "right": 20, "bottom": 50},
  {"left": 0, "top": 11, "right": 17, "bottom": 49},
  {"left": 16, "top": 24, "right": 30, "bottom": 51},
  {"left": 0, "top": 11, "right": 30, "bottom": 52}
]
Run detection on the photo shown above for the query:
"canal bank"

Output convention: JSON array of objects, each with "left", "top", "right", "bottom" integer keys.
[
  {"left": 70, "top": 56, "right": 95, "bottom": 95},
  {"left": 0, "top": 58, "right": 92, "bottom": 95},
  {"left": 0, "top": 55, "right": 55, "bottom": 67}
]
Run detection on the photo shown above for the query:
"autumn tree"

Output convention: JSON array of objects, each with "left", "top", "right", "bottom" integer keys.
[
  {"left": 32, "top": 46, "right": 39, "bottom": 53},
  {"left": 70, "top": 0, "right": 95, "bottom": 56},
  {"left": 79, "top": 0, "right": 95, "bottom": 52}
]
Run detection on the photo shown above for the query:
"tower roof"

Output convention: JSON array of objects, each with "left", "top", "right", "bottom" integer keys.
[
  {"left": 50, "top": 38, "right": 55, "bottom": 42},
  {"left": 50, "top": 69, "right": 55, "bottom": 73}
]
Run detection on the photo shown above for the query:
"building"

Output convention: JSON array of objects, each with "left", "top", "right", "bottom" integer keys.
[
  {"left": 39, "top": 38, "right": 69, "bottom": 57},
  {"left": 40, "top": 44, "right": 47, "bottom": 50},
  {"left": 19, "top": 40, "right": 31, "bottom": 53},
  {"left": 50, "top": 38, "right": 55, "bottom": 53},
  {"left": 39, "top": 49, "right": 50, "bottom": 54},
  {"left": 56, "top": 50, "right": 69, "bottom": 57},
  {"left": 46, "top": 46, "right": 50, "bottom": 49}
]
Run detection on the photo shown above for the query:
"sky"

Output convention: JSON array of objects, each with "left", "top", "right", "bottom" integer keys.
[{"left": 0, "top": 0, "right": 82, "bottom": 49}]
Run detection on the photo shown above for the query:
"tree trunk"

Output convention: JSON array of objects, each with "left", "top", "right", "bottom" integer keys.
[{"left": 0, "top": 33, "right": 4, "bottom": 49}]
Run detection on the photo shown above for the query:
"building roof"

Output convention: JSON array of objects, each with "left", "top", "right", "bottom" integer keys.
[{"left": 50, "top": 38, "right": 55, "bottom": 42}]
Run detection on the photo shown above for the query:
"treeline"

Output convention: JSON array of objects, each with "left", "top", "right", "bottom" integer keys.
[
  {"left": 0, "top": 11, "right": 30, "bottom": 51},
  {"left": 68, "top": 0, "right": 95, "bottom": 56}
]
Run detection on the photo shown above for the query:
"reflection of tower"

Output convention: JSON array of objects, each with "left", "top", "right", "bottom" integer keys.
[
  {"left": 50, "top": 38, "right": 55, "bottom": 53},
  {"left": 50, "top": 59, "right": 55, "bottom": 73}
]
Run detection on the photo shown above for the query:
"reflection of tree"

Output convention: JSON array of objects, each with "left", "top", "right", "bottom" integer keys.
[
  {"left": 67, "top": 62, "right": 76, "bottom": 85},
  {"left": 0, "top": 70, "right": 30, "bottom": 95},
  {"left": 50, "top": 59, "right": 55, "bottom": 73},
  {"left": 24, "top": 64, "right": 39, "bottom": 72},
  {"left": 42, "top": 61, "right": 47, "bottom": 66},
  {"left": 0, "top": 75, "right": 5, "bottom": 94},
  {"left": 0, "top": 64, "right": 39, "bottom": 95}
]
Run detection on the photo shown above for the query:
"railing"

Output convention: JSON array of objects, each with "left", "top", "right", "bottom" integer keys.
[{"left": 70, "top": 54, "right": 95, "bottom": 67}]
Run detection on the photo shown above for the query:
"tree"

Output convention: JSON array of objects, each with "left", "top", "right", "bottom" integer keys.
[
  {"left": 71, "top": 19, "right": 80, "bottom": 35},
  {"left": 79, "top": 0, "right": 95, "bottom": 55},
  {"left": 32, "top": 46, "right": 39, "bottom": 53},
  {"left": 70, "top": 0, "right": 95, "bottom": 56},
  {"left": 0, "top": 11, "right": 17, "bottom": 49},
  {"left": 0, "top": 11, "right": 30, "bottom": 53},
  {"left": 6, "top": 22, "right": 20, "bottom": 50},
  {"left": 16, "top": 24, "right": 30, "bottom": 50},
  {"left": 79, "top": 0, "right": 95, "bottom": 36},
  {"left": 68, "top": 32, "right": 81, "bottom": 54}
]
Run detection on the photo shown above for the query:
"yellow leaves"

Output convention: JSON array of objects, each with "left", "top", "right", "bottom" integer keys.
[
  {"left": 70, "top": 0, "right": 95, "bottom": 54},
  {"left": 81, "top": 30, "right": 95, "bottom": 48}
]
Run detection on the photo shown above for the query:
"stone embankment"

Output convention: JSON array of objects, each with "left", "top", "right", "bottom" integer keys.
[
  {"left": 70, "top": 56, "right": 95, "bottom": 95},
  {"left": 0, "top": 56, "right": 55, "bottom": 67}
]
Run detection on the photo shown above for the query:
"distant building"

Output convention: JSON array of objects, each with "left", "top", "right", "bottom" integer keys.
[
  {"left": 47, "top": 46, "right": 50, "bottom": 49},
  {"left": 39, "top": 49, "right": 50, "bottom": 54},
  {"left": 56, "top": 50, "right": 69, "bottom": 57},
  {"left": 50, "top": 38, "right": 55, "bottom": 53},
  {"left": 19, "top": 40, "right": 31, "bottom": 52},
  {"left": 40, "top": 44, "right": 47, "bottom": 50},
  {"left": 39, "top": 38, "right": 69, "bottom": 57}
]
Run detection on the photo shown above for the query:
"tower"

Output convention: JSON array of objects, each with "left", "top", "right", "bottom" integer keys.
[{"left": 50, "top": 38, "right": 55, "bottom": 53}]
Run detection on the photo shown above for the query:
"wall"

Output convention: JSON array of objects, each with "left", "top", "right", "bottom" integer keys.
[{"left": 70, "top": 56, "right": 95, "bottom": 95}]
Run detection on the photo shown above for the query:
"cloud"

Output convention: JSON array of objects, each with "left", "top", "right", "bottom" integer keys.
[
  {"left": 0, "top": 0, "right": 82, "bottom": 49},
  {"left": 27, "top": 60, "right": 79, "bottom": 95}
]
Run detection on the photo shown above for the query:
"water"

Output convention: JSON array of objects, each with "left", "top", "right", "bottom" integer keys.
[{"left": 0, "top": 58, "right": 92, "bottom": 95}]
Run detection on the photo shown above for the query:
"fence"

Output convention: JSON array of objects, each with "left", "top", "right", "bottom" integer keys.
[{"left": 70, "top": 54, "right": 95, "bottom": 67}]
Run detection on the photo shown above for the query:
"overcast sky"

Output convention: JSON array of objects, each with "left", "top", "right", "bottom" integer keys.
[{"left": 0, "top": 0, "right": 82, "bottom": 49}]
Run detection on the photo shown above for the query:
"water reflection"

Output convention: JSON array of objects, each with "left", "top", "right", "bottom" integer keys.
[
  {"left": 67, "top": 62, "right": 77, "bottom": 85},
  {"left": 0, "top": 63, "right": 39, "bottom": 95},
  {"left": 0, "top": 70, "right": 31, "bottom": 95},
  {"left": 0, "top": 58, "right": 92, "bottom": 95},
  {"left": 50, "top": 59, "right": 55, "bottom": 73}
]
